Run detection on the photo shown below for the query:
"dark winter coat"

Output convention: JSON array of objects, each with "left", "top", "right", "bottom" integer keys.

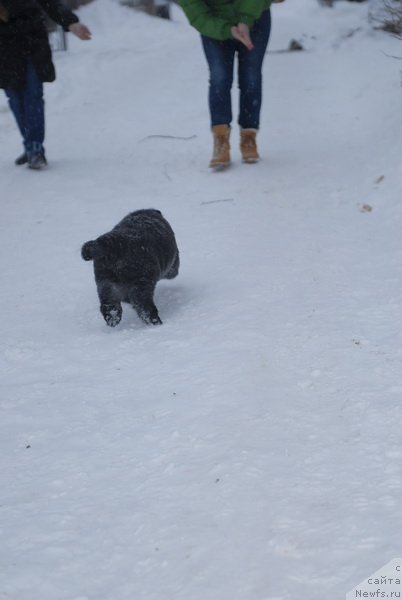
[{"left": 0, "top": 0, "right": 79, "bottom": 89}]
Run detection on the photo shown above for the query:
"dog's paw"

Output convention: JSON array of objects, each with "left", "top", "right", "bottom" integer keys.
[
  {"left": 105, "top": 312, "right": 122, "bottom": 327},
  {"left": 101, "top": 303, "right": 122, "bottom": 327},
  {"left": 141, "top": 311, "right": 162, "bottom": 326},
  {"left": 149, "top": 315, "right": 163, "bottom": 325},
  {"left": 136, "top": 305, "right": 163, "bottom": 325},
  {"left": 81, "top": 241, "right": 97, "bottom": 261}
]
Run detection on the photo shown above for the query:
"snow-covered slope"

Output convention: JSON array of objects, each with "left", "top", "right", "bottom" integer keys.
[{"left": 0, "top": 1, "right": 401, "bottom": 598}]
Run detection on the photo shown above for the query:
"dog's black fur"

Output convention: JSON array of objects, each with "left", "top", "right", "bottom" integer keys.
[{"left": 81, "top": 209, "right": 179, "bottom": 327}]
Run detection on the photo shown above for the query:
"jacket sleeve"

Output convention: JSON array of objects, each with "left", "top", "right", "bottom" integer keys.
[
  {"left": 179, "top": 0, "right": 232, "bottom": 40},
  {"left": 36, "top": 0, "right": 79, "bottom": 30},
  {"left": 2, "top": 0, "right": 79, "bottom": 29},
  {"left": 232, "top": 0, "right": 271, "bottom": 27}
]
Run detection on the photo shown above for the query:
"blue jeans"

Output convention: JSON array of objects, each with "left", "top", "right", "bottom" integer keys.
[
  {"left": 4, "top": 62, "right": 45, "bottom": 157},
  {"left": 201, "top": 9, "right": 271, "bottom": 129}
]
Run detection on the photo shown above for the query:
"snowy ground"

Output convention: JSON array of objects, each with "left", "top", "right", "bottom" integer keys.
[{"left": 1, "top": 1, "right": 402, "bottom": 599}]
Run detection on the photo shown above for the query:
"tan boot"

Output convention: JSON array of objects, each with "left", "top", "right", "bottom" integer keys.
[
  {"left": 240, "top": 128, "right": 260, "bottom": 163},
  {"left": 209, "top": 124, "right": 231, "bottom": 169}
]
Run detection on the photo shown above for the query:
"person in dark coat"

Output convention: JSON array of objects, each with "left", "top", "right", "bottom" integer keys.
[{"left": 0, "top": 0, "right": 91, "bottom": 169}]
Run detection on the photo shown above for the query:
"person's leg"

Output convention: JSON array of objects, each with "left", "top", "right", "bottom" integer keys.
[
  {"left": 201, "top": 36, "right": 236, "bottom": 167},
  {"left": 237, "top": 9, "right": 271, "bottom": 130},
  {"left": 4, "top": 86, "right": 28, "bottom": 161},
  {"left": 4, "top": 87, "right": 25, "bottom": 138},
  {"left": 23, "top": 61, "right": 45, "bottom": 163},
  {"left": 201, "top": 35, "right": 236, "bottom": 127},
  {"left": 4, "top": 63, "right": 46, "bottom": 167}
]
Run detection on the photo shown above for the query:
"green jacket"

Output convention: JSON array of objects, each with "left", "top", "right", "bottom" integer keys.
[{"left": 179, "top": 0, "right": 272, "bottom": 40}]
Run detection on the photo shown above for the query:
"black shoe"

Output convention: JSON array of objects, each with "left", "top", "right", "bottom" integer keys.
[
  {"left": 28, "top": 152, "right": 48, "bottom": 170},
  {"left": 15, "top": 152, "right": 28, "bottom": 166}
]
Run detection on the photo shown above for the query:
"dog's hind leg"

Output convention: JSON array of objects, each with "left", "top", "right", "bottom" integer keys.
[
  {"left": 97, "top": 281, "right": 123, "bottom": 327},
  {"left": 128, "top": 282, "right": 162, "bottom": 325},
  {"left": 164, "top": 252, "right": 180, "bottom": 280}
]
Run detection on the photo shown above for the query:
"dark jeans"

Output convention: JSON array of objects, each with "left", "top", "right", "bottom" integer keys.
[
  {"left": 201, "top": 9, "right": 271, "bottom": 129},
  {"left": 4, "top": 62, "right": 45, "bottom": 157}
]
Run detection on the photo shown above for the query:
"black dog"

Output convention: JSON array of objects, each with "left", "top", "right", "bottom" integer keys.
[{"left": 81, "top": 209, "right": 179, "bottom": 327}]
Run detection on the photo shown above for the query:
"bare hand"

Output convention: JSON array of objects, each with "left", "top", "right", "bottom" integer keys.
[
  {"left": 231, "top": 23, "right": 254, "bottom": 50},
  {"left": 69, "top": 22, "right": 92, "bottom": 40}
]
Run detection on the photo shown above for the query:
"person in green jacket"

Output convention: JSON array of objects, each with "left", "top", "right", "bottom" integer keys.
[{"left": 179, "top": 0, "right": 285, "bottom": 169}]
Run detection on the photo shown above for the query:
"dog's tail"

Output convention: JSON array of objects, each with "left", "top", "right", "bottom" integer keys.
[{"left": 81, "top": 233, "right": 129, "bottom": 261}]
